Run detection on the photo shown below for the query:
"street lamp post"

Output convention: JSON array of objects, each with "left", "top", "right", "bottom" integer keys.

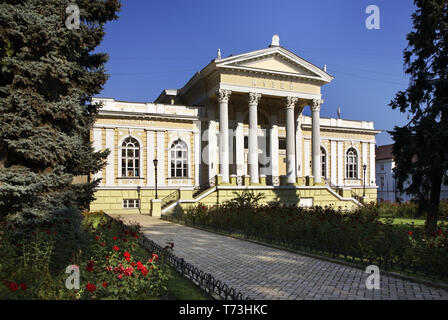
[
  {"left": 153, "top": 158, "right": 158, "bottom": 199},
  {"left": 362, "top": 164, "right": 367, "bottom": 198},
  {"left": 137, "top": 185, "right": 141, "bottom": 214}
]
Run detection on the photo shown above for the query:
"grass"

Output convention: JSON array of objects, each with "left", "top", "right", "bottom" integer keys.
[
  {"left": 165, "top": 267, "right": 213, "bottom": 300},
  {"left": 379, "top": 217, "right": 447, "bottom": 226}
]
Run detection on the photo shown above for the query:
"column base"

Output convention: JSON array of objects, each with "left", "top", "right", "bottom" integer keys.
[
  {"left": 151, "top": 199, "right": 162, "bottom": 218},
  {"left": 295, "top": 177, "right": 306, "bottom": 186},
  {"left": 217, "top": 174, "right": 233, "bottom": 186},
  {"left": 305, "top": 176, "right": 314, "bottom": 186}
]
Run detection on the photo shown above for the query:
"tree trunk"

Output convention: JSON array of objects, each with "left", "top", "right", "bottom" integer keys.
[{"left": 426, "top": 174, "right": 442, "bottom": 234}]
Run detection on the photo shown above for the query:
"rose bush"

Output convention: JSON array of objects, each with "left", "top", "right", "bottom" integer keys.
[{"left": 0, "top": 212, "right": 169, "bottom": 299}]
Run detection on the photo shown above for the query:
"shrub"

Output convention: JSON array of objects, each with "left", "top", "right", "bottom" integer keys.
[
  {"left": 179, "top": 201, "right": 448, "bottom": 279},
  {"left": 0, "top": 213, "right": 169, "bottom": 299}
]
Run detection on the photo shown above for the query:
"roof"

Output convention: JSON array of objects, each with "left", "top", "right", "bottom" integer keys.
[
  {"left": 376, "top": 144, "right": 394, "bottom": 161},
  {"left": 177, "top": 42, "right": 334, "bottom": 98}
]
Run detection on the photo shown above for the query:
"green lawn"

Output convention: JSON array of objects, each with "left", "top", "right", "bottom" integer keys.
[
  {"left": 379, "top": 217, "right": 447, "bottom": 226},
  {"left": 165, "top": 268, "right": 213, "bottom": 300}
]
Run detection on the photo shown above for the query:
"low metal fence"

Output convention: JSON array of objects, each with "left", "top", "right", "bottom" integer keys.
[
  {"left": 105, "top": 213, "right": 250, "bottom": 300},
  {"left": 162, "top": 214, "right": 448, "bottom": 281}
]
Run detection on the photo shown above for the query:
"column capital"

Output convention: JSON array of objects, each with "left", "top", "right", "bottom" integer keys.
[
  {"left": 310, "top": 98, "right": 323, "bottom": 112},
  {"left": 248, "top": 92, "right": 262, "bottom": 105},
  {"left": 285, "top": 96, "right": 299, "bottom": 110},
  {"left": 217, "top": 89, "right": 232, "bottom": 103}
]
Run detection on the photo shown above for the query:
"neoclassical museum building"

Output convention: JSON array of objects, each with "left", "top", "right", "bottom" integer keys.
[{"left": 89, "top": 35, "right": 380, "bottom": 216}]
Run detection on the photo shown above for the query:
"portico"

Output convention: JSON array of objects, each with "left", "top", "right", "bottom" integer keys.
[{"left": 214, "top": 88, "right": 324, "bottom": 187}]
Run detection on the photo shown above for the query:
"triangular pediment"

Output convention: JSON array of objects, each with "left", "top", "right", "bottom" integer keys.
[
  {"left": 215, "top": 46, "right": 333, "bottom": 83},
  {"left": 239, "top": 55, "right": 317, "bottom": 77}
]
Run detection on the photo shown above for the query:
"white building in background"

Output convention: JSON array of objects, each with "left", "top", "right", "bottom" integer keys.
[{"left": 375, "top": 144, "right": 448, "bottom": 203}]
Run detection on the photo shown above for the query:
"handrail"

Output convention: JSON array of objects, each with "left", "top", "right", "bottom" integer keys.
[{"left": 161, "top": 189, "right": 180, "bottom": 209}]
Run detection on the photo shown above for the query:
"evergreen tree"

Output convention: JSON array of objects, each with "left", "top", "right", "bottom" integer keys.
[
  {"left": 0, "top": 0, "right": 121, "bottom": 227},
  {"left": 389, "top": 0, "right": 448, "bottom": 233}
]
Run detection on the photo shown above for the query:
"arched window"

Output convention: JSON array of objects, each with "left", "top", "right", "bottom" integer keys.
[
  {"left": 321, "top": 147, "right": 327, "bottom": 179},
  {"left": 346, "top": 147, "right": 358, "bottom": 179},
  {"left": 121, "top": 137, "right": 140, "bottom": 177},
  {"left": 170, "top": 139, "right": 188, "bottom": 178}
]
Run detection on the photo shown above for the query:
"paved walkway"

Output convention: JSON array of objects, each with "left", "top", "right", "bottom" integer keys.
[{"left": 111, "top": 214, "right": 448, "bottom": 300}]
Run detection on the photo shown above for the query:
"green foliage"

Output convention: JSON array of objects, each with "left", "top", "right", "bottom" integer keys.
[
  {"left": 182, "top": 203, "right": 448, "bottom": 279},
  {"left": 363, "top": 201, "right": 448, "bottom": 219},
  {"left": 0, "top": 0, "right": 120, "bottom": 226},
  {"left": 388, "top": 0, "right": 448, "bottom": 233},
  {"left": 226, "top": 190, "right": 265, "bottom": 208},
  {"left": 0, "top": 213, "right": 172, "bottom": 300}
]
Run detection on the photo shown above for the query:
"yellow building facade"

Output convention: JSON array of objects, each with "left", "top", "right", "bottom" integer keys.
[{"left": 90, "top": 36, "right": 380, "bottom": 216}]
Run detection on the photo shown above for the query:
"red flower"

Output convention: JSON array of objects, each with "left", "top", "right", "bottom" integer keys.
[
  {"left": 8, "top": 282, "right": 18, "bottom": 291},
  {"left": 95, "top": 235, "right": 100, "bottom": 241},
  {"left": 100, "top": 242, "right": 105, "bottom": 246},
  {"left": 122, "top": 238, "right": 128, "bottom": 242},
  {"left": 131, "top": 262, "right": 136, "bottom": 267},
  {"left": 118, "top": 274, "right": 123, "bottom": 279},
  {"left": 86, "top": 283, "right": 96, "bottom": 292},
  {"left": 46, "top": 230, "right": 51, "bottom": 235},
  {"left": 408, "top": 231, "right": 413, "bottom": 235},
  {"left": 20, "top": 283, "right": 27, "bottom": 291},
  {"left": 123, "top": 251, "right": 131, "bottom": 259},
  {"left": 86, "top": 260, "right": 94, "bottom": 272},
  {"left": 113, "top": 236, "right": 118, "bottom": 240},
  {"left": 113, "top": 246, "right": 120, "bottom": 251},
  {"left": 102, "top": 282, "right": 108, "bottom": 288},
  {"left": 151, "top": 253, "right": 158, "bottom": 262}
]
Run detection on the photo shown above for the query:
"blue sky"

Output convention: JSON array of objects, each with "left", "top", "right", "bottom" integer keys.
[{"left": 95, "top": 0, "right": 417, "bottom": 146}]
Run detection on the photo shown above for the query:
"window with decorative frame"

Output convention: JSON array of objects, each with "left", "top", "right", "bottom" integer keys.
[
  {"left": 321, "top": 146, "right": 327, "bottom": 179},
  {"left": 345, "top": 147, "right": 358, "bottom": 179},
  {"left": 121, "top": 137, "right": 140, "bottom": 177},
  {"left": 170, "top": 139, "right": 188, "bottom": 178}
]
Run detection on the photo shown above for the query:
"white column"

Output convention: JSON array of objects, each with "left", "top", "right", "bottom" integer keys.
[
  {"left": 337, "top": 141, "right": 343, "bottom": 186},
  {"left": 285, "top": 96, "right": 298, "bottom": 183},
  {"left": 92, "top": 128, "right": 103, "bottom": 182},
  {"left": 370, "top": 142, "right": 376, "bottom": 186},
  {"left": 295, "top": 111, "right": 303, "bottom": 177},
  {"left": 105, "top": 128, "right": 115, "bottom": 185},
  {"left": 248, "top": 92, "right": 261, "bottom": 184},
  {"left": 217, "top": 89, "right": 231, "bottom": 183},
  {"left": 194, "top": 130, "right": 200, "bottom": 187},
  {"left": 270, "top": 124, "right": 279, "bottom": 185},
  {"left": 362, "top": 141, "right": 368, "bottom": 180},
  {"left": 157, "top": 131, "right": 165, "bottom": 186},
  {"left": 208, "top": 120, "right": 217, "bottom": 181},
  {"left": 146, "top": 131, "right": 155, "bottom": 187},
  {"left": 311, "top": 99, "right": 322, "bottom": 183},
  {"left": 331, "top": 140, "right": 337, "bottom": 185},
  {"left": 235, "top": 112, "right": 245, "bottom": 178},
  {"left": 304, "top": 139, "right": 310, "bottom": 177}
]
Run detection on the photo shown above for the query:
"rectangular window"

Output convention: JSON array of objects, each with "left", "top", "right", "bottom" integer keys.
[
  {"left": 278, "top": 138, "right": 286, "bottom": 150},
  {"left": 123, "top": 199, "right": 140, "bottom": 209}
]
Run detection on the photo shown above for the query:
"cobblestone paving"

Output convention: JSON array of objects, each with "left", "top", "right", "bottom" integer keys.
[{"left": 112, "top": 214, "right": 448, "bottom": 300}]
